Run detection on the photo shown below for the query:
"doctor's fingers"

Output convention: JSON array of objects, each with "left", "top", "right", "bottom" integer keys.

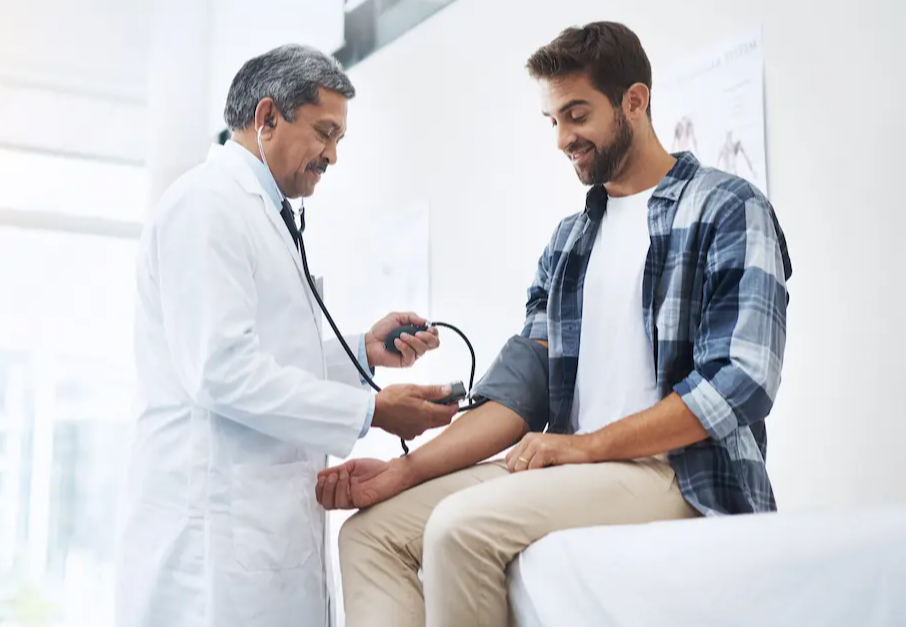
[
  {"left": 394, "top": 339, "right": 419, "bottom": 366},
  {"left": 417, "top": 330, "right": 440, "bottom": 350},
  {"left": 394, "top": 311, "right": 428, "bottom": 326},
  {"left": 425, "top": 402, "right": 458, "bottom": 428},
  {"left": 394, "top": 409, "right": 450, "bottom": 440},
  {"left": 399, "top": 333, "right": 433, "bottom": 357}
]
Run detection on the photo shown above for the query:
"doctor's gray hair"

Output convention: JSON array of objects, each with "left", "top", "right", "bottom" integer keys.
[{"left": 223, "top": 44, "right": 355, "bottom": 131}]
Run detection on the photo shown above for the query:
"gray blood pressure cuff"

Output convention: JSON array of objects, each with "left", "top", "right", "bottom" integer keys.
[{"left": 470, "top": 335, "right": 549, "bottom": 432}]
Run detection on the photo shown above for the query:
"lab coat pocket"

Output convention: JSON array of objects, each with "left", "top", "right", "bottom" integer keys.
[{"left": 231, "top": 460, "right": 313, "bottom": 572}]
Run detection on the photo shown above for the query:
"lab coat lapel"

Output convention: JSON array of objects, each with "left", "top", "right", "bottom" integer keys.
[
  {"left": 207, "top": 145, "right": 324, "bottom": 340},
  {"left": 259, "top": 195, "right": 308, "bottom": 280},
  {"left": 207, "top": 144, "right": 307, "bottom": 282}
]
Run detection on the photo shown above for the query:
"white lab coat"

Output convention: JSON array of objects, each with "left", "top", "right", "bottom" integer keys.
[{"left": 115, "top": 143, "right": 372, "bottom": 627}]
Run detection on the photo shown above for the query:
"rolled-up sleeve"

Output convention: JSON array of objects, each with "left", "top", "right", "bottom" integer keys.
[
  {"left": 674, "top": 193, "right": 791, "bottom": 440},
  {"left": 471, "top": 335, "right": 550, "bottom": 432}
]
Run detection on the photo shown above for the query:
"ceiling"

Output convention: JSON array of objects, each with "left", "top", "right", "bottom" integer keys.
[
  {"left": 0, "top": 0, "right": 152, "bottom": 101},
  {"left": 0, "top": 0, "right": 454, "bottom": 165}
]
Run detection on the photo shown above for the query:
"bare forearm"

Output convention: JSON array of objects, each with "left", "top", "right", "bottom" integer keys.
[
  {"left": 587, "top": 392, "right": 709, "bottom": 461},
  {"left": 398, "top": 338, "right": 546, "bottom": 486},
  {"left": 399, "top": 401, "right": 527, "bottom": 487}
]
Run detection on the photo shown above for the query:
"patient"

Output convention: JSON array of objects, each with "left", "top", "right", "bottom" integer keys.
[{"left": 317, "top": 21, "right": 792, "bottom": 627}]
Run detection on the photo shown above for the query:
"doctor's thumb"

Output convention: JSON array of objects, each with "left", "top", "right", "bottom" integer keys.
[{"left": 419, "top": 384, "right": 452, "bottom": 400}]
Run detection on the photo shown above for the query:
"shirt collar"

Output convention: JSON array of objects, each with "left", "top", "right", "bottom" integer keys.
[
  {"left": 224, "top": 139, "right": 284, "bottom": 210},
  {"left": 583, "top": 151, "right": 701, "bottom": 220},
  {"left": 584, "top": 185, "right": 608, "bottom": 222},
  {"left": 651, "top": 151, "right": 700, "bottom": 201}
]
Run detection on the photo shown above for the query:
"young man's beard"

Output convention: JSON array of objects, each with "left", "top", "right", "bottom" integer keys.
[{"left": 574, "top": 110, "right": 634, "bottom": 186}]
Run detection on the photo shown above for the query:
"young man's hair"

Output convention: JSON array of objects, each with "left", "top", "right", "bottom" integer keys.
[{"left": 526, "top": 22, "right": 653, "bottom": 119}]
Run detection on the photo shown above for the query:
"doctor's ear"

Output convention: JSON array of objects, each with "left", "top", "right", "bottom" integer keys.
[{"left": 254, "top": 98, "right": 280, "bottom": 135}]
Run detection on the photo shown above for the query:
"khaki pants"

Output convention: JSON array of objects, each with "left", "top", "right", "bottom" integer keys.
[{"left": 338, "top": 458, "right": 699, "bottom": 627}]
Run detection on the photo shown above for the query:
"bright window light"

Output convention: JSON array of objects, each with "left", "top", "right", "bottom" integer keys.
[
  {"left": 0, "top": 148, "right": 147, "bottom": 223},
  {"left": 0, "top": 226, "right": 137, "bottom": 627}
]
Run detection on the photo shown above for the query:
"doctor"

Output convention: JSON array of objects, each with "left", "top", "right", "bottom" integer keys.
[{"left": 116, "top": 44, "right": 458, "bottom": 627}]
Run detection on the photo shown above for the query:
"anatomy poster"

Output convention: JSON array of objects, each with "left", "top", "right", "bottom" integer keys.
[{"left": 655, "top": 27, "right": 768, "bottom": 195}]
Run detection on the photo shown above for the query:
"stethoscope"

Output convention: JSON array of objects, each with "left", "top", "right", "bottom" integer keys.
[{"left": 256, "top": 125, "right": 483, "bottom": 455}]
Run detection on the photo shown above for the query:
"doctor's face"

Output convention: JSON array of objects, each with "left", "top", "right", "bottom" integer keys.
[{"left": 268, "top": 88, "right": 348, "bottom": 198}]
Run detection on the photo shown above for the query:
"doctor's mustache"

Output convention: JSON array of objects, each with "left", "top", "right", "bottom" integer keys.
[{"left": 307, "top": 159, "right": 328, "bottom": 174}]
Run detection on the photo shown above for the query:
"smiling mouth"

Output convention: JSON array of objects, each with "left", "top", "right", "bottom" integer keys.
[{"left": 568, "top": 146, "right": 593, "bottom": 162}]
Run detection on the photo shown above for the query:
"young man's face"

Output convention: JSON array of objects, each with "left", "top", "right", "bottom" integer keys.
[{"left": 538, "top": 73, "right": 633, "bottom": 186}]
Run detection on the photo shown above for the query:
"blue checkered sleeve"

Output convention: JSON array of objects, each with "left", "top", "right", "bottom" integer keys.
[
  {"left": 521, "top": 231, "right": 556, "bottom": 342},
  {"left": 673, "top": 184, "right": 790, "bottom": 440}
]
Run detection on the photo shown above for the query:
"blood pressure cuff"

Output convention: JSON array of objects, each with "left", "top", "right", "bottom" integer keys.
[{"left": 470, "top": 335, "right": 549, "bottom": 432}]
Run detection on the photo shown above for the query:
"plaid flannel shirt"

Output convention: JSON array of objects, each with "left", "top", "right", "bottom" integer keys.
[{"left": 521, "top": 152, "right": 792, "bottom": 516}]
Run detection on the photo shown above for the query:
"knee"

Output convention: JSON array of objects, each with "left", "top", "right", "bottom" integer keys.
[
  {"left": 339, "top": 508, "right": 381, "bottom": 553},
  {"left": 338, "top": 499, "right": 411, "bottom": 556},
  {"left": 423, "top": 492, "right": 488, "bottom": 558}
]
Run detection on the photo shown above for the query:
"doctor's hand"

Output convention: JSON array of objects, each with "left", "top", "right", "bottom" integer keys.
[
  {"left": 316, "top": 458, "right": 410, "bottom": 510},
  {"left": 365, "top": 312, "right": 440, "bottom": 368},
  {"left": 373, "top": 384, "right": 458, "bottom": 440}
]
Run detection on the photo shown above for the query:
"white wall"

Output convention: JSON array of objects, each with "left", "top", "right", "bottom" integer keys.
[
  {"left": 146, "top": 0, "right": 346, "bottom": 204},
  {"left": 207, "top": 0, "right": 345, "bottom": 134},
  {"left": 309, "top": 0, "right": 906, "bottom": 513}
]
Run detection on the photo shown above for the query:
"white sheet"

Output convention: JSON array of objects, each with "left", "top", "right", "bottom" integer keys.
[{"left": 507, "top": 505, "right": 906, "bottom": 627}]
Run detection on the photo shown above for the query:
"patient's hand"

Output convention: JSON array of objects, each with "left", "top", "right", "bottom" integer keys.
[
  {"left": 504, "top": 432, "right": 594, "bottom": 472},
  {"left": 316, "top": 458, "right": 409, "bottom": 510}
]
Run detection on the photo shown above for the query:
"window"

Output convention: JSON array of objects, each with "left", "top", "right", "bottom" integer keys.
[
  {"left": 0, "top": 226, "right": 137, "bottom": 627},
  {"left": 0, "top": 148, "right": 147, "bottom": 222}
]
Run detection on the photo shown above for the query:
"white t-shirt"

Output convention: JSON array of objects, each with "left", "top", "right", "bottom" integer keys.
[{"left": 570, "top": 186, "right": 660, "bottom": 440}]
